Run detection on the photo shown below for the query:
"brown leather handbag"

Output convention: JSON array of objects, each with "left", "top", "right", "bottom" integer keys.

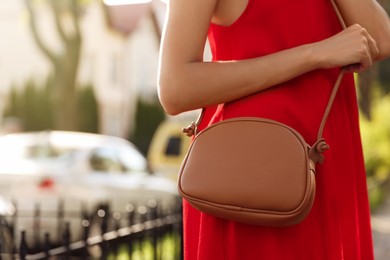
[{"left": 178, "top": 0, "right": 346, "bottom": 227}]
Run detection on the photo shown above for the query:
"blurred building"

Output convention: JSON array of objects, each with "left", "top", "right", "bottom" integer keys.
[{"left": 0, "top": 0, "right": 166, "bottom": 137}]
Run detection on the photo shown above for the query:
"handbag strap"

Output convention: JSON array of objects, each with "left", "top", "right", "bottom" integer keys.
[
  {"left": 183, "top": 0, "right": 348, "bottom": 163},
  {"left": 318, "top": 0, "right": 346, "bottom": 140}
]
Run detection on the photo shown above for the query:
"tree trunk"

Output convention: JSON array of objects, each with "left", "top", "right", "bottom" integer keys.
[
  {"left": 358, "top": 66, "right": 377, "bottom": 121},
  {"left": 25, "top": 0, "right": 82, "bottom": 131}
]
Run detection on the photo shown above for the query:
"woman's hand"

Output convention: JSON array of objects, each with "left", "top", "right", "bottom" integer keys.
[
  {"left": 312, "top": 24, "right": 379, "bottom": 73},
  {"left": 335, "top": 0, "right": 390, "bottom": 60}
]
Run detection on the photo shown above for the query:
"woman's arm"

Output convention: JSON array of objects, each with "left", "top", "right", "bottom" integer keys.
[
  {"left": 158, "top": 0, "right": 379, "bottom": 115},
  {"left": 335, "top": 0, "right": 390, "bottom": 60}
]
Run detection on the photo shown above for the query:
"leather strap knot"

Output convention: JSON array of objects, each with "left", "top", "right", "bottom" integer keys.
[
  {"left": 183, "top": 122, "right": 197, "bottom": 137},
  {"left": 309, "top": 138, "right": 329, "bottom": 164}
]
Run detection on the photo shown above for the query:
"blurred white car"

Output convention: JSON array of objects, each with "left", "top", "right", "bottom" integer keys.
[{"left": 0, "top": 131, "right": 179, "bottom": 247}]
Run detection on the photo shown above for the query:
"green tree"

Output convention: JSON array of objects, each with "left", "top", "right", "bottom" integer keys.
[
  {"left": 130, "top": 98, "right": 166, "bottom": 155},
  {"left": 77, "top": 84, "right": 99, "bottom": 133},
  {"left": 4, "top": 78, "right": 54, "bottom": 131},
  {"left": 25, "top": 0, "right": 87, "bottom": 130},
  {"left": 4, "top": 77, "right": 99, "bottom": 133}
]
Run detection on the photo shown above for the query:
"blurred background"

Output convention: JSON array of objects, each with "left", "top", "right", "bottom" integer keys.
[{"left": 0, "top": 0, "right": 389, "bottom": 259}]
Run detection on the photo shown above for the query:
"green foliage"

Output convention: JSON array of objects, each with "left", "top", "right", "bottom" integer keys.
[
  {"left": 360, "top": 94, "right": 390, "bottom": 179},
  {"left": 109, "top": 233, "right": 181, "bottom": 260},
  {"left": 3, "top": 77, "right": 99, "bottom": 133},
  {"left": 367, "top": 178, "right": 385, "bottom": 211},
  {"left": 130, "top": 98, "right": 166, "bottom": 155},
  {"left": 76, "top": 84, "right": 99, "bottom": 133},
  {"left": 4, "top": 78, "right": 54, "bottom": 131},
  {"left": 360, "top": 93, "right": 390, "bottom": 210}
]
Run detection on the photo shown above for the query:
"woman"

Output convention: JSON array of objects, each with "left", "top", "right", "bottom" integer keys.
[{"left": 158, "top": 0, "right": 390, "bottom": 259}]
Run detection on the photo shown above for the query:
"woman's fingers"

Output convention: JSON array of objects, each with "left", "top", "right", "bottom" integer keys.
[
  {"left": 346, "top": 24, "right": 379, "bottom": 72},
  {"left": 366, "top": 33, "right": 380, "bottom": 60},
  {"left": 316, "top": 24, "right": 379, "bottom": 72}
]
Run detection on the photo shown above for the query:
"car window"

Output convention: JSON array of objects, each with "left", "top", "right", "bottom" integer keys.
[
  {"left": 117, "top": 147, "right": 148, "bottom": 172},
  {"left": 89, "top": 148, "right": 124, "bottom": 173},
  {"left": 164, "top": 136, "right": 182, "bottom": 156}
]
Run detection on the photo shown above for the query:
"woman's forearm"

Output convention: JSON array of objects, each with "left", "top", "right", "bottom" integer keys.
[
  {"left": 158, "top": 44, "right": 318, "bottom": 115},
  {"left": 159, "top": 25, "right": 376, "bottom": 115}
]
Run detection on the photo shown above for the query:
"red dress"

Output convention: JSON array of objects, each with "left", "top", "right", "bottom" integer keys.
[{"left": 183, "top": 0, "right": 374, "bottom": 259}]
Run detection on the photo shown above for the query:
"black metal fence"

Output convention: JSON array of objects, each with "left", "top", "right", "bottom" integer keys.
[{"left": 0, "top": 198, "right": 183, "bottom": 259}]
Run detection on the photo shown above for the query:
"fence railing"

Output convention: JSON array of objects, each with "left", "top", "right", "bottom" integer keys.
[{"left": 0, "top": 198, "right": 183, "bottom": 260}]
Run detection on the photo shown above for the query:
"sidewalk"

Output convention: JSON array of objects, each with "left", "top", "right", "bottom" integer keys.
[{"left": 372, "top": 190, "right": 390, "bottom": 260}]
